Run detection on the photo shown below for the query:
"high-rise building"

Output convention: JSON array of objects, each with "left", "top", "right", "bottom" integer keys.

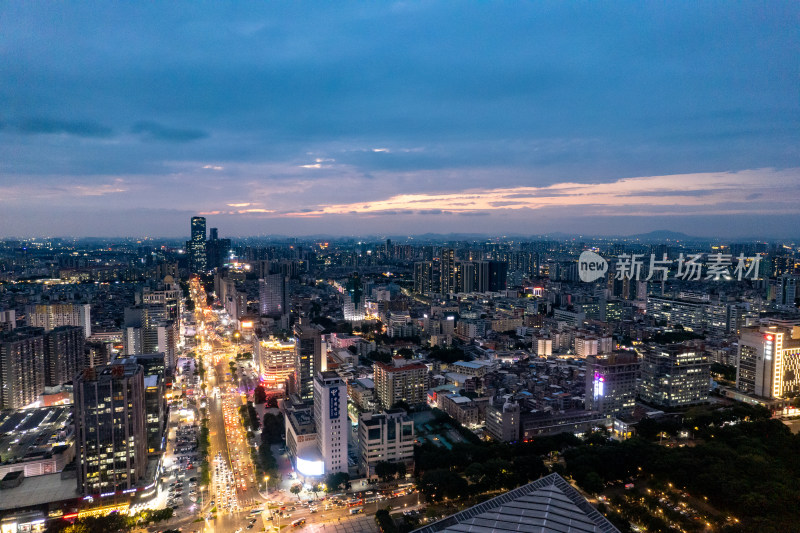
[
  {"left": 313, "top": 371, "right": 349, "bottom": 474},
  {"left": 123, "top": 305, "right": 178, "bottom": 373},
  {"left": 0, "top": 327, "right": 45, "bottom": 409},
  {"left": 487, "top": 260, "right": 509, "bottom": 292},
  {"left": 358, "top": 409, "right": 415, "bottom": 479},
  {"left": 118, "top": 353, "right": 166, "bottom": 456},
  {"left": 777, "top": 275, "right": 798, "bottom": 307},
  {"left": 74, "top": 360, "right": 147, "bottom": 495},
  {"left": 26, "top": 303, "right": 91, "bottom": 338},
  {"left": 44, "top": 325, "right": 85, "bottom": 387},
  {"left": 639, "top": 344, "right": 709, "bottom": 407},
  {"left": 374, "top": 357, "right": 427, "bottom": 410},
  {"left": 293, "top": 322, "right": 322, "bottom": 401},
  {"left": 413, "top": 261, "right": 437, "bottom": 295},
  {"left": 206, "top": 227, "right": 231, "bottom": 270},
  {"left": 0, "top": 309, "right": 16, "bottom": 332},
  {"left": 456, "top": 261, "right": 476, "bottom": 293},
  {"left": 187, "top": 216, "right": 207, "bottom": 274},
  {"left": 585, "top": 351, "right": 639, "bottom": 418},
  {"left": 259, "top": 274, "right": 288, "bottom": 317},
  {"left": 139, "top": 279, "right": 182, "bottom": 322},
  {"left": 254, "top": 335, "right": 296, "bottom": 390},
  {"left": 439, "top": 248, "right": 456, "bottom": 294},
  {"left": 737, "top": 325, "right": 800, "bottom": 398}
]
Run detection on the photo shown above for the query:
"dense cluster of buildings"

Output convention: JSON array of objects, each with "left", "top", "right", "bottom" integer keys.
[{"left": 1, "top": 218, "right": 800, "bottom": 530}]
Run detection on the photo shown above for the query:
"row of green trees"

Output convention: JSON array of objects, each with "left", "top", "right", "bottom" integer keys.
[
  {"left": 197, "top": 417, "right": 211, "bottom": 486},
  {"left": 45, "top": 509, "right": 174, "bottom": 533}
]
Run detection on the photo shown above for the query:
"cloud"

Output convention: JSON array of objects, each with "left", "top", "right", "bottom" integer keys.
[
  {"left": 203, "top": 164, "right": 224, "bottom": 170},
  {"left": 279, "top": 168, "right": 800, "bottom": 218},
  {"left": 15, "top": 118, "right": 113, "bottom": 138},
  {"left": 227, "top": 203, "right": 251, "bottom": 207},
  {"left": 131, "top": 122, "right": 208, "bottom": 142},
  {"left": 0, "top": 178, "right": 127, "bottom": 201}
]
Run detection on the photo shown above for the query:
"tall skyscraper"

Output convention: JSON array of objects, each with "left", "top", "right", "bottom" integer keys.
[
  {"left": 0, "top": 327, "right": 45, "bottom": 409},
  {"left": 44, "top": 325, "right": 86, "bottom": 387},
  {"left": 413, "top": 261, "right": 437, "bottom": 295},
  {"left": 488, "top": 260, "right": 509, "bottom": 292},
  {"left": 439, "top": 248, "right": 456, "bottom": 294},
  {"left": 74, "top": 360, "right": 147, "bottom": 495},
  {"left": 313, "top": 371, "right": 349, "bottom": 474},
  {"left": 206, "top": 227, "right": 231, "bottom": 270},
  {"left": 187, "top": 216, "right": 207, "bottom": 274},
  {"left": 293, "top": 322, "right": 322, "bottom": 401}
]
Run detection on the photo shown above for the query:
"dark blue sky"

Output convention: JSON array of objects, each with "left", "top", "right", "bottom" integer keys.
[{"left": 1, "top": 1, "right": 798, "bottom": 238}]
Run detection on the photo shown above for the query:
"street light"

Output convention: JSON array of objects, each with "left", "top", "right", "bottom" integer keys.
[{"left": 265, "top": 476, "right": 269, "bottom": 493}]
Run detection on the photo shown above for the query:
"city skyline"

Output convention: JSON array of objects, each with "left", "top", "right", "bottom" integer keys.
[{"left": 2, "top": 2, "right": 798, "bottom": 238}]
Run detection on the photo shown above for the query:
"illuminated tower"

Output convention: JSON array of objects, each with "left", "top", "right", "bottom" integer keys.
[{"left": 187, "top": 216, "right": 207, "bottom": 274}]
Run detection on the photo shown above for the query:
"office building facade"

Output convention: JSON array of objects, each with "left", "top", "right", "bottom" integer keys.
[
  {"left": 737, "top": 325, "right": 800, "bottom": 398},
  {"left": 640, "top": 344, "right": 710, "bottom": 407},
  {"left": 313, "top": 371, "right": 349, "bottom": 474},
  {"left": 74, "top": 360, "right": 147, "bottom": 495},
  {"left": 358, "top": 409, "right": 415, "bottom": 479}
]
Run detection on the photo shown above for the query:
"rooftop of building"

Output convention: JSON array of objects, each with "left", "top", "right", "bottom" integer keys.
[
  {"left": 452, "top": 361, "right": 482, "bottom": 369},
  {"left": 412, "top": 473, "right": 619, "bottom": 533},
  {"left": 354, "top": 378, "right": 375, "bottom": 389},
  {"left": 80, "top": 360, "right": 142, "bottom": 381},
  {"left": 375, "top": 360, "right": 428, "bottom": 372},
  {"left": 287, "top": 409, "right": 316, "bottom": 435},
  {"left": 0, "top": 407, "right": 73, "bottom": 465},
  {"left": 444, "top": 394, "right": 473, "bottom": 405},
  {"left": 0, "top": 472, "right": 80, "bottom": 511}
]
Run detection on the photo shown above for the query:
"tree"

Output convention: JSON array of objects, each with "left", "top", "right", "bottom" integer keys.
[
  {"left": 254, "top": 385, "right": 267, "bottom": 405},
  {"left": 397, "top": 347, "right": 414, "bottom": 359},
  {"left": 375, "top": 509, "right": 397, "bottom": 533},
  {"left": 310, "top": 483, "right": 322, "bottom": 500},
  {"left": 391, "top": 400, "right": 411, "bottom": 412},
  {"left": 579, "top": 471, "right": 605, "bottom": 494},
  {"left": 261, "top": 413, "right": 284, "bottom": 445},
  {"left": 375, "top": 461, "right": 397, "bottom": 482},
  {"left": 325, "top": 472, "right": 350, "bottom": 492},
  {"left": 418, "top": 469, "right": 468, "bottom": 502},
  {"left": 290, "top": 482, "right": 303, "bottom": 500}
]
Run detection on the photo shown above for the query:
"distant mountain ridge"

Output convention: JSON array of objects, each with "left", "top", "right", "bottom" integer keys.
[{"left": 624, "top": 230, "right": 703, "bottom": 241}]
